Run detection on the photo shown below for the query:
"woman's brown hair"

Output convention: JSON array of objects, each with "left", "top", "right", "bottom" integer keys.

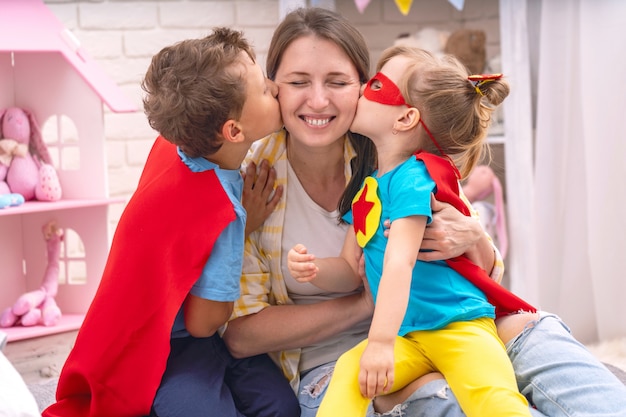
[{"left": 266, "top": 7, "right": 377, "bottom": 220}]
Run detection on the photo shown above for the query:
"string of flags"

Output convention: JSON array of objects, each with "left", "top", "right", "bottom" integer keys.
[{"left": 354, "top": 0, "right": 465, "bottom": 16}]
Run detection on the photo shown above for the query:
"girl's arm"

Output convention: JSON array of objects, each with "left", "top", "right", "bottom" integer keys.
[
  {"left": 224, "top": 292, "right": 373, "bottom": 358},
  {"left": 224, "top": 234, "right": 374, "bottom": 359},
  {"left": 287, "top": 229, "right": 362, "bottom": 293},
  {"left": 359, "top": 215, "right": 427, "bottom": 399}
]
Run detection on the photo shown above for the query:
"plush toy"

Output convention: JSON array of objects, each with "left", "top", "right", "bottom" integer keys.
[
  {"left": 0, "top": 193, "right": 24, "bottom": 209},
  {"left": 462, "top": 165, "right": 508, "bottom": 259},
  {"left": 0, "top": 221, "right": 64, "bottom": 327},
  {"left": 444, "top": 28, "right": 487, "bottom": 75},
  {"left": 394, "top": 27, "right": 450, "bottom": 57},
  {"left": 0, "top": 107, "right": 62, "bottom": 202},
  {"left": 394, "top": 28, "right": 487, "bottom": 76}
]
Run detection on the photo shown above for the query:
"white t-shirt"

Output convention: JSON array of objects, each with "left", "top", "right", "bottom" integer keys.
[{"left": 280, "top": 163, "right": 370, "bottom": 373}]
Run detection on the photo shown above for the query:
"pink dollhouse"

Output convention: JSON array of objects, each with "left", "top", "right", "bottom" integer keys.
[{"left": 0, "top": 0, "right": 136, "bottom": 342}]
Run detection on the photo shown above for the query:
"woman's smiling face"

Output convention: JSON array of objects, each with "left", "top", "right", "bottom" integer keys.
[{"left": 274, "top": 35, "right": 362, "bottom": 149}]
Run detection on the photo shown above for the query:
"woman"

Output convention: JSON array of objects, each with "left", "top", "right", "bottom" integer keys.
[{"left": 223, "top": 7, "right": 626, "bottom": 417}]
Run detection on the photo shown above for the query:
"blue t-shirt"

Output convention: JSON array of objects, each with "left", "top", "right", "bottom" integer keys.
[
  {"left": 345, "top": 157, "right": 494, "bottom": 335},
  {"left": 171, "top": 148, "right": 246, "bottom": 338}
]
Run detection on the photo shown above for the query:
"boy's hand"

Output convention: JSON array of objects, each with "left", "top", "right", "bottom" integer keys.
[
  {"left": 242, "top": 159, "right": 284, "bottom": 237},
  {"left": 287, "top": 244, "right": 318, "bottom": 282},
  {"left": 359, "top": 340, "right": 395, "bottom": 399}
]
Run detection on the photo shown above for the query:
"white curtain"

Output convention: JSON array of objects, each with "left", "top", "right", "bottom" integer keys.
[
  {"left": 516, "top": 0, "right": 626, "bottom": 344},
  {"left": 499, "top": 0, "right": 539, "bottom": 306}
]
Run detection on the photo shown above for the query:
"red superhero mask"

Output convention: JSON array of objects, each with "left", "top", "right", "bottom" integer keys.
[
  {"left": 363, "top": 71, "right": 446, "bottom": 155},
  {"left": 363, "top": 72, "right": 410, "bottom": 107}
]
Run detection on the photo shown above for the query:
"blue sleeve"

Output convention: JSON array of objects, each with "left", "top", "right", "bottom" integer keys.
[
  {"left": 189, "top": 217, "right": 244, "bottom": 302},
  {"left": 388, "top": 160, "right": 435, "bottom": 224},
  {"left": 178, "top": 146, "right": 244, "bottom": 302}
]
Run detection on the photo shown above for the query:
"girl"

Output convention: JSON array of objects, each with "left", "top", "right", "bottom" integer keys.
[{"left": 288, "top": 45, "right": 532, "bottom": 417}]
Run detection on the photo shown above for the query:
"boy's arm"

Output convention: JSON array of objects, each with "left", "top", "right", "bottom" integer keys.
[
  {"left": 184, "top": 294, "right": 233, "bottom": 338},
  {"left": 360, "top": 215, "right": 427, "bottom": 398},
  {"left": 288, "top": 229, "right": 362, "bottom": 293}
]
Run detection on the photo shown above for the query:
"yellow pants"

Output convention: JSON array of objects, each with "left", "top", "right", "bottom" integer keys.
[{"left": 316, "top": 317, "right": 531, "bottom": 417}]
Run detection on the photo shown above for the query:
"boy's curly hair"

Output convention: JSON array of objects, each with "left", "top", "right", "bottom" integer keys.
[{"left": 142, "top": 27, "right": 255, "bottom": 158}]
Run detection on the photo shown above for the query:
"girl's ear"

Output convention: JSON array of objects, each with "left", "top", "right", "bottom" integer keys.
[
  {"left": 393, "top": 107, "right": 421, "bottom": 133},
  {"left": 221, "top": 119, "right": 246, "bottom": 144}
]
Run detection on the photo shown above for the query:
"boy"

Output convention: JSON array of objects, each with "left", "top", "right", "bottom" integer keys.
[{"left": 43, "top": 28, "right": 298, "bottom": 417}]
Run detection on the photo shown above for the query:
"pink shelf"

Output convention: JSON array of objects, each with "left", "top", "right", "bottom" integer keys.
[
  {"left": 0, "top": 198, "right": 126, "bottom": 216},
  {"left": 3, "top": 313, "right": 85, "bottom": 342},
  {"left": 0, "top": 1, "right": 136, "bottom": 347}
]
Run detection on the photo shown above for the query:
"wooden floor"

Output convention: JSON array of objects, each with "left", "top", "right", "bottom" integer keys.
[
  {"left": 4, "top": 330, "right": 78, "bottom": 385},
  {"left": 4, "top": 330, "right": 626, "bottom": 387}
]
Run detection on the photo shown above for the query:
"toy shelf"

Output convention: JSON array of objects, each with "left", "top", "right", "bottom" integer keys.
[
  {"left": 3, "top": 314, "right": 85, "bottom": 343},
  {"left": 0, "top": 0, "right": 136, "bottom": 344},
  {"left": 0, "top": 198, "right": 125, "bottom": 216}
]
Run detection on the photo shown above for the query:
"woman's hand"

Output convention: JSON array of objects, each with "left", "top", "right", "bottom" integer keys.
[
  {"left": 383, "top": 194, "right": 495, "bottom": 272},
  {"left": 242, "top": 159, "right": 284, "bottom": 237},
  {"left": 417, "top": 195, "right": 483, "bottom": 262}
]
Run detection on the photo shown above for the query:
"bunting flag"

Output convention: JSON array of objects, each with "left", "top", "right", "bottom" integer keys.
[
  {"left": 394, "top": 0, "right": 413, "bottom": 15},
  {"left": 354, "top": 0, "right": 465, "bottom": 15},
  {"left": 354, "top": 0, "right": 371, "bottom": 13},
  {"left": 448, "top": 0, "right": 465, "bottom": 11}
]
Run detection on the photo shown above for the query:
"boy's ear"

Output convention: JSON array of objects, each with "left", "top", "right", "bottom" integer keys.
[
  {"left": 221, "top": 119, "right": 246, "bottom": 144},
  {"left": 393, "top": 107, "right": 421, "bottom": 133}
]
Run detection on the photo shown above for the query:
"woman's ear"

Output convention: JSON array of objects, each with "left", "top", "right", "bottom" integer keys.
[
  {"left": 393, "top": 107, "right": 421, "bottom": 133},
  {"left": 221, "top": 119, "right": 246, "bottom": 144}
]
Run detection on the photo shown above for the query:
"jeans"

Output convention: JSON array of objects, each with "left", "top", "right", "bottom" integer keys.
[
  {"left": 508, "top": 313, "right": 626, "bottom": 417},
  {"left": 298, "top": 313, "right": 626, "bottom": 417},
  {"left": 298, "top": 363, "right": 337, "bottom": 417}
]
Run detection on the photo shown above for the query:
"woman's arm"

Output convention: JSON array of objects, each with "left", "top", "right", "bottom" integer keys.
[
  {"left": 223, "top": 290, "right": 373, "bottom": 359},
  {"left": 418, "top": 195, "right": 499, "bottom": 277},
  {"left": 225, "top": 202, "right": 372, "bottom": 359}
]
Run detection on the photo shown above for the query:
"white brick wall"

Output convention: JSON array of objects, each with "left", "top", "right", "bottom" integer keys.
[{"left": 42, "top": 0, "right": 500, "bottom": 230}]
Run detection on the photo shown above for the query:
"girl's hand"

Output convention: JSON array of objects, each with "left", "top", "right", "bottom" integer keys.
[
  {"left": 287, "top": 244, "right": 318, "bottom": 282},
  {"left": 359, "top": 341, "right": 395, "bottom": 399},
  {"left": 242, "top": 159, "right": 284, "bottom": 237}
]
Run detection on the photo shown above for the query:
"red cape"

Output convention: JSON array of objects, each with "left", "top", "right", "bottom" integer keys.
[
  {"left": 414, "top": 151, "right": 536, "bottom": 318},
  {"left": 44, "top": 137, "right": 236, "bottom": 417}
]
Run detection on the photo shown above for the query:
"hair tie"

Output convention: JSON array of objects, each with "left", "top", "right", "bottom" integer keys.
[{"left": 468, "top": 73, "right": 503, "bottom": 96}]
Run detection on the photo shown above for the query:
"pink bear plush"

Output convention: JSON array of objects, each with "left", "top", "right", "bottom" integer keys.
[
  {"left": 0, "top": 221, "right": 64, "bottom": 327},
  {"left": 0, "top": 107, "right": 62, "bottom": 202},
  {"left": 462, "top": 165, "right": 508, "bottom": 259}
]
